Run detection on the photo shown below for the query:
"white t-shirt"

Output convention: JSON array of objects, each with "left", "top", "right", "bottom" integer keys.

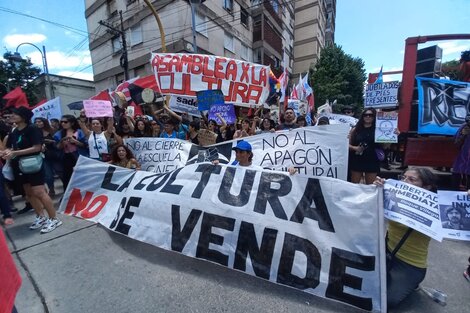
[{"left": 88, "top": 131, "right": 108, "bottom": 159}]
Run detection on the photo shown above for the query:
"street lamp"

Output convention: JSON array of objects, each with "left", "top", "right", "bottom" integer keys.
[{"left": 4, "top": 43, "right": 54, "bottom": 99}]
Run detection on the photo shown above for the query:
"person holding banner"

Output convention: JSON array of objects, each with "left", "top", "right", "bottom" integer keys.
[
  {"left": 374, "top": 168, "right": 438, "bottom": 308},
  {"left": 349, "top": 109, "right": 381, "bottom": 184},
  {"left": 233, "top": 118, "right": 254, "bottom": 139},
  {"left": 255, "top": 117, "right": 276, "bottom": 134}
]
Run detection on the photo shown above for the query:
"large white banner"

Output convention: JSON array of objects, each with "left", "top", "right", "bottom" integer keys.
[
  {"left": 31, "top": 97, "right": 62, "bottom": 121},
  {"left": 60, "top": 157, "right": 386, "bottom": 312},
  {"left": 384, "top": 180, "right": 442, "bottom": 241},
  {"left": 125, "top": 125, "right": 350, "bottom": 180},
  {"left": 437, "top": 190, "right": 470, "bottom": 241},
  {"left": 151, "top": 53, "right": 271, "bottom": 106}
]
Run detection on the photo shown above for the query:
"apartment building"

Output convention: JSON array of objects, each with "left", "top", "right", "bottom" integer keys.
[
  {"left": 84, "top": 0, "right": 335, "bottom": 91},
  {"left": 292, "top": 0, "right": 336, "bottom": 78}
]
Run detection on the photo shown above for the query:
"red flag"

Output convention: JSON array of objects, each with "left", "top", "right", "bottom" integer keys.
[
  {"left": 134, "top": 75, "right": 160, "bottom": 92},
  {"left": 90, "top": 90, "right": 111, "bottom": 101},
  {"left": 3, "top": 87, "right": 28, "bottom": 108},
  {"left": 0, "top": 230, "right": 22, "bottom": 313},
  {"left": 30, "top": 98, "right": 47, "bottom": 110}
]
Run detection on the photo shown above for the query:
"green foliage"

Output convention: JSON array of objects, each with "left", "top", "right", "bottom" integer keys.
[
  {"left": 0, "top": 57, "right": 42, "bottom": 106},
  {"left": 441, "top": 59, "right": 461, "bottom": 81},
  {"left": 310, "top": 44, "right": 366, "bottom": 113}
]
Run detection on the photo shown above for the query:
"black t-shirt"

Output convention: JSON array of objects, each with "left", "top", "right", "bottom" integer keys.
[{"left": 7, "top": 125, "right": 43, "bottom": 157}]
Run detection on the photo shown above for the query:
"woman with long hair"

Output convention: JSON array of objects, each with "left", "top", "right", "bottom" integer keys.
[
  {"left": 54, "top": 115, "right": 87, "bottom": 189},
  {"left": 374, "top": 167, "right": 438, "bottom": 308},
  {"left": 349, "top": 108, "right": 381, "bottom": 184},
  {"left": 110, "top": 144, "right": 140, "bottom": 170},
  {"left": 233, "top": 118, "right": 254, "bottom": 139},
  {"left": 133, "top": 118, "right": 153, "bottom": 137},
  {"left": 3, "top": 107, "right": 61, "bottom": 233},
  {"left": 79, "top": 116, "right": 121, "bottom": 161},
  {"left": 35, "top": 117, "right": 59, "bottom": 195}
]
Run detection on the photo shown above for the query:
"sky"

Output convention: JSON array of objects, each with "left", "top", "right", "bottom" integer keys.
[{"left": 1, "top": 0, "right": 470, "bottom": 84}]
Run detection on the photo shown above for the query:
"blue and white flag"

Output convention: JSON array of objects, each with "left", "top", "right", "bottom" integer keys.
[{"left": 31, "top": 97, "right": 62, "bottom": 122}]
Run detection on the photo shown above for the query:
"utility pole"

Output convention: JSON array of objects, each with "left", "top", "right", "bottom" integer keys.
[{"left": 99, "top": 10, "right": 129, "bottom": 80}]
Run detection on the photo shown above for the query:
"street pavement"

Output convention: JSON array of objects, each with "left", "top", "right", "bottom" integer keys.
[{"left": 2, "top": 182, "right": 469, "bottom": 313}]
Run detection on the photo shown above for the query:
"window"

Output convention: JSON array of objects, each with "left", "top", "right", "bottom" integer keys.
[
  {"left": 223, "top": 0, "right": 233, "bottom": 12},
  {"left": 240, "top": 7, "right": 249, "bottom": 27},
  {"left": 195, "top": 11, "right": 207, "bottom": 36},
  {"left": 107, "top": 0, "right": 117, "bottom": 17},
  {"left": 224, "top": 32, "right": 234, "bottom": 52},
  {"left": 253, "top": 48, "right": 262, "bottom": 63},
  {"left": 129, "top": 23, "right": 143, "bottom": 46},
  {"left": 241, "top": 44, "right": 249, "bottom": 61},
  {"left": 112, "top": 36, "right": 121, "bottom": 53},
  {"left": 253, "top": 15, "right": 261, "bottom": 27}
]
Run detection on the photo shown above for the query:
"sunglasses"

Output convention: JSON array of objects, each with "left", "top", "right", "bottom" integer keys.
[
  {"left": 60, "top": 120, "right": 69, "bottom": 124},
  {"left": 363, "top": 113, "right": 374, "bottom": 117}
]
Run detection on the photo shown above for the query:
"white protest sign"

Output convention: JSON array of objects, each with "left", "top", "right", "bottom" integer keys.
[
  {"left": 59, "top": 157, "right": 386, "bottom": 312},
  {"left": 364, "top": 81, "right": 400, "bottom": 108},
  {"left": 151, "top": 53, "right": 271, "bottom": 106},
  {"left": 169, "top": 95, "right": 199, "bottom": 117},
  {"left": 375, "top": 111, "right": 398, "bottom": 143},
  {"left": 124, "top": 138, "right": 192, "bottom": 173},
  {"left": 31, "top": 97, "right": 62, "bottom": 121},
  {"left": 321, "top": 113, "right": 358, "bottom": 128},
  {"left": 125, "top": 125, "right": 350, "bottom": 180},
  {"left": 437, "top": 190, "right": 470, "bottom": 241},
  {"left": 384, "top": 180, "right": 442, "bottom": 241},
  {"left": 83, "top": 100, "right": 113, "bottom": 117}
]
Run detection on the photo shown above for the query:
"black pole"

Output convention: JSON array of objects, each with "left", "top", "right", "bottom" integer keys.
[{"left": 120, "top": 10, "right": 129, "bottom": 80}]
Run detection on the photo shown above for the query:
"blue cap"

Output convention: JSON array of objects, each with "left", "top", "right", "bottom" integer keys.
[{"left": 232, "top": 140, "right": 252, "bottom": 152}]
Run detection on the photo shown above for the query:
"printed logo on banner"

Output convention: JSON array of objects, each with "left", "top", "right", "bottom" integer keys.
[
  {"left": 375, "top": 111, "right": 398, "bottom": 143},
  {"left": 417, "top": 77, "right": 470, "bottom": 135},
  {"left": 169, "top": 95, "right": 199, "bottom": 117},
  {"left": 186, "top": 141, "right": 233, "bottom": 165}
]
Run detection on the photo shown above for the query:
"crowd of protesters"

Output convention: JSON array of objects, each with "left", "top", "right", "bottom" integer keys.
[{"left": 1, "top": 99, "right": 469, "bottom": 308}]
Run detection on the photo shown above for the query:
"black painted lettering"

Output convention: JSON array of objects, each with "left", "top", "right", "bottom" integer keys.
[
  {"left": 325, "top": 247, "right": 375, "bottom": 311},
  {"left": 116, "top": 172, "right": 136, "bottom": 192},
  {"left": 233, "top": 221, "right": 278, "bottom": 279},
  {"left": 253, "top": 172, "right": 291, "bottom": 220},
  {"left": 218, "top": 167, "right": 255, "bottom": 206},
  {"left": 101, "top": 167, "right": 119, "bottom": 191},
  {"left": 277, "top": 233, "right": 321, "bottom": 289},
  {"left": 196, "top": 212, "right": 235, "bottom": 266},
  {"left": 191, "top": 164, "right": 222, "bottom": 199},
  {"left": 111, "top": 197, "right": 141, "bottom": 235},
  {"left": 290, "top": 178, "right": 335, "bottom": 232},
  {"left": 160, "top": 167, "right": 184, "bottom": 195},
  {"left": 171, "top": 205, "right": 202, "bottom": 252}
]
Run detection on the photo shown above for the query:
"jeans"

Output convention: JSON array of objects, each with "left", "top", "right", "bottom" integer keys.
[
  {"left": 387, "top": 255, "right": 426, "bottom": 308},
  {"left": 44, "top": 158, "right": 55, "bottom": 191}
]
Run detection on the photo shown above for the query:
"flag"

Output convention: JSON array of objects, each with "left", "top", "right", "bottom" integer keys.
[
  {"left": 31, "top": 97, "right": 62, "bottom": 121},
  {"left": 374, "top": 66, "right": 383, "bottom": 84},
  {"left": 112, "top": 77, "right": 140, "bottom": 102},
  {"left": 3, "top": 87, "right": 28, "bottom": 108},
  {"left": 91, "top": 90, "right": 112, "bottom": 101},
  {"left": 278, "top": 69, "right": 289, "bottom": 103},
  {"left": 302, "top": 74, "right": 315, "bottom": 110},
  {"left": 296, "top": 74, "right": 305, "bottom": 101}
]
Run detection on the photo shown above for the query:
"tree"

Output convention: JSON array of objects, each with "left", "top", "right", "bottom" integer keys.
[
  {"left": 0, "top": 57, "right": 42, "bottom": 106},
  {"left": 441, "top": 59, "right": 461, "bottom": 81},
  {"left": 310, "top": 44, "right": 366, "bottom": 112}
]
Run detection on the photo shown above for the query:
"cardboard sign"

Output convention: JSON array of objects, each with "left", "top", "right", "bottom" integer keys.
[
  {"left": 208, "top": 103, "right": 236, "bottom": 124},
  {"left": 197, "top": 129, "right": 218, "bottom": 146},
  {"left": 196, "top": 89, "right": 224, "bottom": 111},
  {"left": 83, "top": 100, "right": 113, "bottom": 118},
  {"left": 364, "top": 81, "right": 400, "bottom": 108}
]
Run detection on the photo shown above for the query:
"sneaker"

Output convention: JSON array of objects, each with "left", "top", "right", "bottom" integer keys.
[
  {"left": 29, "top": 215, "right": 47, "bottom": 230},
  {"left": 17, "top": 204, "right": 34, "bottom": 215},
  {"left": 40, "top": 218, "right": 63, "bottom": 234},
  {"left": 464, "top": 270, "right": 470, "bottom": 282}
]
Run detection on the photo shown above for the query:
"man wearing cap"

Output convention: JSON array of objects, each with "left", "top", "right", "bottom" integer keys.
[{"left": 228, "top": 140, "right": 263, "bottom": 170}]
